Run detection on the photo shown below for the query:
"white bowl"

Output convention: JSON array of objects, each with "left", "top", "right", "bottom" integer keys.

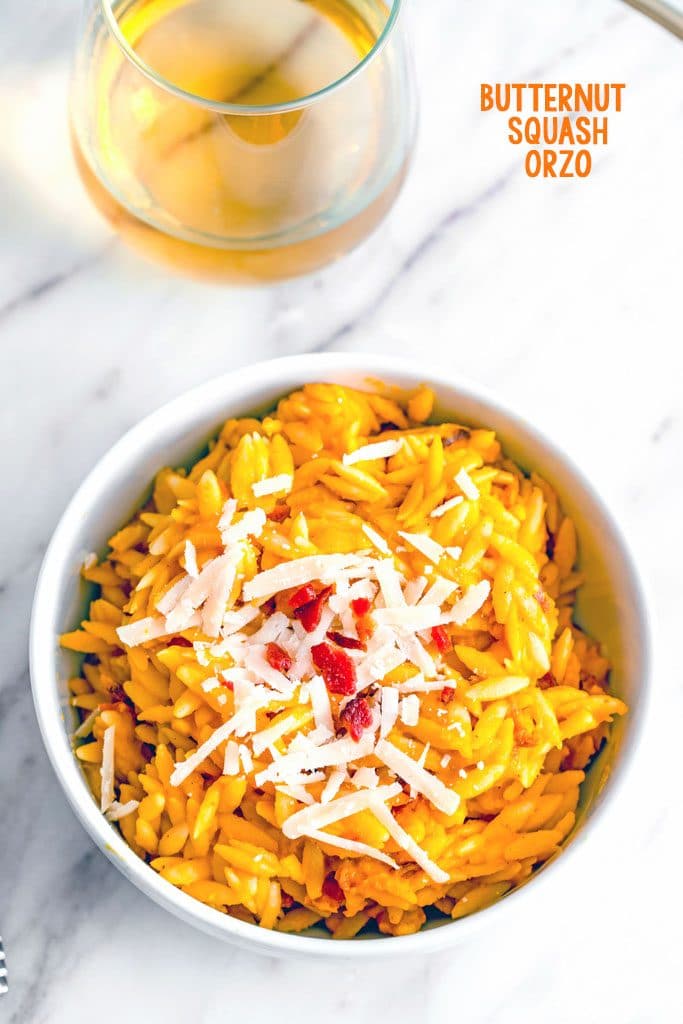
[{"left": 30, "top": 353, "right": 651, "bottom": 958}]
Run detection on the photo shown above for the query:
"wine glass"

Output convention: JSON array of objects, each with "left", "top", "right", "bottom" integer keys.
[{"left": 70, "top": 0, "right": 417, "bottom": 282}]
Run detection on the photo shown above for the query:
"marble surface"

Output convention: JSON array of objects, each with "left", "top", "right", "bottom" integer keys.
[{"left": 1, "top": 0, "right": 682, "bottom": 1020}]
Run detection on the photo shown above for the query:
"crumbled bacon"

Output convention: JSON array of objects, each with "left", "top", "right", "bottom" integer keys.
[
  {"left": 440, "top": 686, "right": 456, "bottom": 704},
  {"left": 105, "top": 684, "right": 133, "bottom": 711},
  {"left": 355, "top": 615, "right": 375, "bottom": 645},
  {"left": 289, "top": 584, "right": 317, "bottom": 611},
  {"left": 168, "top": 636, "right": 193, "bottom": 648},
  {"left": 312, "top": 642, "right": 357, "bottom": 696},
  {"left": 219, "top": 676, "right": 234, "bottom": 691},
  {"left": 327, "top": 630, "right": 365, "bottom": 651},
  {"left": 322, "top": 875, "right": 345, "bottom": 903},
  {"left": 294, "top": 585, "right": 333, "bottom": 633},
  {"left": 267, "top": 504, "right": 289, "bottom": 522},
  {"left": 538, "top": 672, "right": 557, "bottom": 690},
  {"left": 280, "top": 891, "right": 294, "bottom": 909},
  {"left": 339, "top": 696, "right": 373, "bottom": 741},
  {"left": 265, "top": 642, "right": 292, "bottom": 673},
  {"left": 351, "top": 597, "right": 371, "bottom": 617},
  {"left": 431, "top": 626, "right": 451, "bottom": 653}
]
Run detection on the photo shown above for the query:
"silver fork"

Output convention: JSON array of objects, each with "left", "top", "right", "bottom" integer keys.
[{"left": 0, "top": 937, "right": 7, "bottom": 994}]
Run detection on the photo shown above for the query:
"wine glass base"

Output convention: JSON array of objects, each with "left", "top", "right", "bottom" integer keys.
[{"left": 72, "top": 135, "right": 410, "bottom": 285}]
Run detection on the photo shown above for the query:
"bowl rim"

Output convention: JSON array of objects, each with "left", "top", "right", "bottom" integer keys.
[{"left": 29, "top": 352, "right": 652, "bottom": 957}]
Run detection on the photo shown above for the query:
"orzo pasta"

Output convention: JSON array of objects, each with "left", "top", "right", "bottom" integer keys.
[{"left": 62, "top": 382, "right": 627, "bottom": 937}]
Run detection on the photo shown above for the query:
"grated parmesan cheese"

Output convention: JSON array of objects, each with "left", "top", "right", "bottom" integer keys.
[
  {"left": 374, "top": 739, "right": 460, "bottom": 815},
  {"left": 218, "top": 498, "right": 237, "bottom": 534},
  {"left": 444, "top": 580, "right": 491, "bottom": 626},
  {"left": 343, "top": 439, "right": 403, "bottom": 466},
  {"left": 105, "top": 799, "right": 139, "bottom": 822},
  {"left": 374, "top": 559, "right": 405, "bottom": 608},
  {"left": 430, "top": 495, "right": 464, "bottom": 518},
  {"left": 361, "top": 523, "right": 390, "bottom": 556},
  {"left": 400, "top": 694, "right": 420, "bottom": 727},
  {"left": 282, "top": 783, "right": 402, "bottom": 838},
  {"left": 398, "top": 531, "right": 444, "bottom": 565},
  {"left": 419, "top": 576, "right": 458, "bottom": 608},
  {"left": 308, "top": 675, "right": 334, "bottom": 735},
  {"left": 380, "top": 686, "right": 399, "bottom": 738},
  {"left": 370, "top": 800, "right": 450, "bottom": 883},
  {"left": 73, "top": 708, "right": 99, "bottom": 740},
  {"left": 184, "top": 539, "right": 199, "bottom": 578},
  {"left": 252, "top": 474, "right": 293, "bottom": 498},
  {"left": 321, "top": 768, "right": 347, "bottom": 804},
  {"left": 116, "top": 615, "right": 171, "bottom": 647},
  {"left": 100, "top": 725, "right": 116, "bottom": 813},
  {"left": 304, "top": 828, "right": 398, "bottom": 868},
  {"left": 256, "top": 733, "right": 376, "bottom": 787},
  {"left": 221, "top": 508, "right": 266, "bottom": 549},
  {"left": 242, "top": 553, "right": 371, "bottom": 602},
  {"left": 277, "top": 785, "right": 315, "bottom": 805},
  {"left": 239, "top": 745, "right": 254, "bottom": 774},
  {"left": 170, "top": 695, "right": 268, "bottom": 787},
  {"left": 223, "top": 740, "right": 241, "bottom": 776},
  {"left": 373, "top": 605, "right": 443, "bottom": 630},
  {"left": 251, "top": 714, "right": 299, "bottom": 756},
  {"left": 455, "top": 468, "right": 480, "bottom": 501}
]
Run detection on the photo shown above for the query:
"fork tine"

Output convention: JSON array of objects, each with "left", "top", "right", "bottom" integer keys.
[{"left": 0, "top": 937, "right": 8, "bottom": 994}]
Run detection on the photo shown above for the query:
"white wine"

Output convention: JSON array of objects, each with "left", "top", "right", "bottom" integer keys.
[{"left": 72, "top": 0, "right": 411, "bottom": 281}]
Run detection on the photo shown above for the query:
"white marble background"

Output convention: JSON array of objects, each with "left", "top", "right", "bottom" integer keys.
[{"left": 1, "top": 0, "right": 682, "bottom": 1021}]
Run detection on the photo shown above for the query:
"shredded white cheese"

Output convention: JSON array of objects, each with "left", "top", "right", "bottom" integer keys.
[
  {"left": 400, "top": 694, "right": 420, "bottom": 727},
  {"left": 242, "top": 554, "right": 371, "bottom": 602},
  {"left": 221, "top": 508, "right": 266, "bottom": 548},
  {"left": 184, "top": 540, "right": 199, "bottom": 579},
  {"left": 255, "top": 733, "right": 375, "bottom": 786},
  {"left": 116, "top": 615, "right": 170, "bottom": 647},
  {"left": 444, "top": 580, "right": 491, "bottom": 626},
  {"left": 455, "top": 467, "right": 480, "bottom": 500},
  {"left": 430, "top": 496, "right": 464, "bottom": 518},
  {"left": 223, "top": 740, "right": 241, "bottom": 776},
  {"left": 308, "top": 675, "right": 334, "bottom": 735},
  {"left": 374, "top": 739, "right": 460, "bottom": 816},
  {"left": 380, "top": 686, "right": 399, "bottom": 738},
  {"left": 304, "top": 828, "right": 398, "bottom": 868},
  {"left": 252, "top": 474, "right": 293, "bottom": 498},
  {"left": 251, "top": 714, "right": 299, "bottom": 756},
  {"left": 217, "top": 498, "right": 237, "bottom": 534},
  {"left": 373, "top": 605, "right": 443, "bottom": 630},
  {"left": 350, "top": 767, "right": 379, "bottom": 790},
  {"left": 282, "top": 783, "right": 402, "bottom": 839},
  {"left": 343, "top": 439, "right": 403, "bottom": 466},
  {"left": 321, "top": 768, "right": 347, "bottom": 804},
  {"left": 369, "top": 799, "right": 450, "bottom": 884},
  {"left": 73, "top": 708, "right": 99, "bottom": 740},
  {"left": 171, "top": 695, "right": 267, "bottom": 787},
  {"left": 361, "top": 523, "right": 390, "bottom": 556},
  {"left": 100, "top": 726, "right": 116, "bottom": 813},
  {"left": 398, "top": 531, "right": 444, "bottom": 565},
  {"left": 374, "top": 559, "right": 405, "bottom": 608},
  {"left": 105, "top": 799, "right": 139, "bottom": 822}
]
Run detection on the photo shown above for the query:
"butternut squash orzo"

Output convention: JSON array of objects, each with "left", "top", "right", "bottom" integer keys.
[{"left": 62, "top": 382, "right": 626, "bottom": 937}]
